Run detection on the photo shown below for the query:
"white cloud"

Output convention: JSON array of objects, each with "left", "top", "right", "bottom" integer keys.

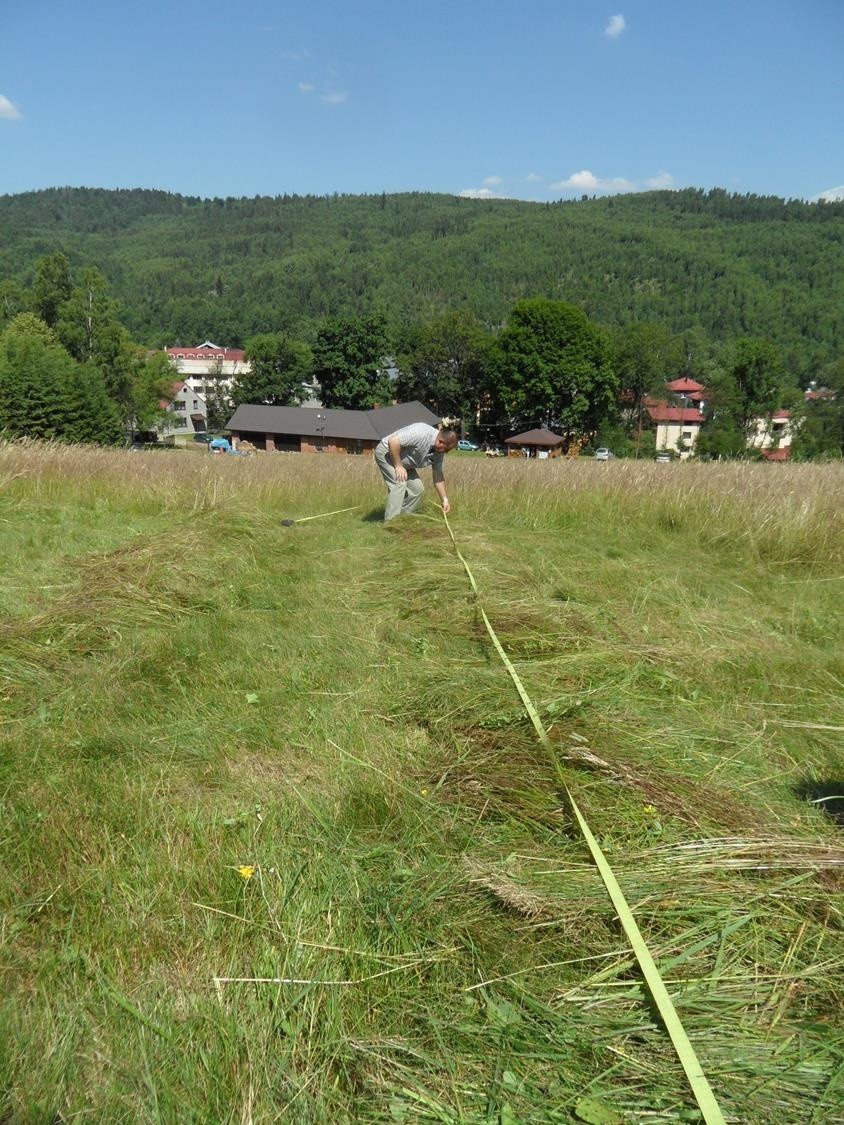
[
  {"left": 459, "top": 187, "right": 505, "bottom": 200},
  {"left": 483, "top": 175, "right": 503, "bottom": 186},
  {"left": 525, "top": 172, "right": 543, "bottom": 183},
  {"left": 548, "top": 168, "right": 677, "bottom": 195},
  {"left": 0, "top": 95, "right": 22, "bottom": 121},
  {"left": 297, "top": 82, "right": 315, "bottom": 94},
  {"left": 550, "top": 169, "right": 636, "bottom": 193},
  {"left": 646, "top": 171, "right": 676, "bottom": 189},
  {"left": 320, "top": 91, "right": 348, "bottom": 105},
  {"left": 604, "top": 14, "right": 626, "bottom": 38},
  {"left": 814, "top": 184, "right": 844, "bottom": 202},
  {"left": 281, "top": 47, "right": 312, "bottom": 62}
]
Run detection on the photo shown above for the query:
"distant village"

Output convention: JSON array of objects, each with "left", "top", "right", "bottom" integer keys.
[{"left": 161, "top": 340, "right": 803, "bottom": 460}]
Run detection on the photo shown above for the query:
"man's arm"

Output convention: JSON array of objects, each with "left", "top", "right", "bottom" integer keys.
[
  {"left": 388, "top": 435, "right": 408, "bottom": 482},
  {"left": 433, "top": 470, "right": 450, "bottom": 514}
]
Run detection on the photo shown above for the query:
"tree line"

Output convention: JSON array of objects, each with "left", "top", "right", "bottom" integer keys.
[{"left": 0, "top": 253, "right": 173, "bottom": 444}]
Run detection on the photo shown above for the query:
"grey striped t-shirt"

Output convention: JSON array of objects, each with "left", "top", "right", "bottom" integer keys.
[{"left": 377, "top": 423, "right": 445, "bottom": 474}]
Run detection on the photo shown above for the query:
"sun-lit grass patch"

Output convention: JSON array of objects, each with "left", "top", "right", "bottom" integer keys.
[{"left": 1, "top": 439, "right": 842, "bottom": 1120}]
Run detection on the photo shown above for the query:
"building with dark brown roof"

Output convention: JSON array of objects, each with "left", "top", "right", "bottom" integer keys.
[{"left": 225, "top": 401, "right": 440, "bottom": 454}]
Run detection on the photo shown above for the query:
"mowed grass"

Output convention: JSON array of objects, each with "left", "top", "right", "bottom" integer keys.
[{"left": 1, "top": 441, "right": 842, "bottom": 1123}]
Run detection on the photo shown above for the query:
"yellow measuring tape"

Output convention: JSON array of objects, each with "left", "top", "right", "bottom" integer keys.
[{"left": 442, "top": 512, "right": 726, "bottom": 1125}]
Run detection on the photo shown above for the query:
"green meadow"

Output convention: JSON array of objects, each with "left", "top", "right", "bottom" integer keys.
[{"left": 1, "top": 442, "right": 842, "bottom": 1123}]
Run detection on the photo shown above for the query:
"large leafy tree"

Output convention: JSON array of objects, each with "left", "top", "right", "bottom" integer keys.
[
  {"left": 395, "top": 310, "right": 491, "bottom": 421},
  {"left": 488, "top": 299, "right": 617, "bottom": 439},
  {"left": 728, "top": 337, "right": 785, "bottom": 437},
  {"left": 612, "top": 322, "right": 682, "bottom": 413},
  {"left": 234, "top": 333, "right": 313, "bottom": 407},
  {"left": 312, "top": 315, "right": 392, "bottom": 409}
]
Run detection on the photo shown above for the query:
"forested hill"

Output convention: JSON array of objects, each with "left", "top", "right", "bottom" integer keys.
[{"left": 1, "top": 186, "right": 842, "bottom": 376}]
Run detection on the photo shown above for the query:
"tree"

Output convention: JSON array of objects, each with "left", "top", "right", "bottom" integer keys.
[
  {"left": 64, "top": 362, "right": 124, "bottom": 445},
  {"left": 312, "top": 316, "right": 392, "bottom": 409},
  {"left": 123, "top": 349, "right": 175, "bottom": 437},
  {"left": 33, "top": 251, "right": 73, "bottom": 328},
  {"left": 234, "top": 333, "right": 313, "bottom": 407},
  {"left": 694, "top": 367, "right": 748, "bottom": 459},
  {"left": 612, "top": 322, "right": 681, "bottom": 412},
  {"left": 203, "top": 357, "right": 235, "bottom": 430},
  {"left": 56, "top": 267, "right": 126, "bottom": 369},
  {"left": 611, "top": 322, "right": 683, "bottom": 455},
  {"left": 488, "top": 299, "right": 617, "bottom": 440},
  {"left": 0, "top": 279, "right": 29, "bottom": 328},
  {"left": 0, "top": 324, "right": 74, "bottom": 439},
  {"left": 395, "top": 310, "right": 490, "bottom": 421},
  {"left": 727, "top": 337, "right": 785, "bottom": 438},
  {"left": 790, "top": 360, "right": 844, "bottom": 459}
]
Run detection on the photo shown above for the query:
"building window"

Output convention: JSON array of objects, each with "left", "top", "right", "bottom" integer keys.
[
  {"left": 174, "top": 417, "right": 187, "bottom": 428},
  {"left": 173, "top": 401, "right": 186, "bottom": 411}
]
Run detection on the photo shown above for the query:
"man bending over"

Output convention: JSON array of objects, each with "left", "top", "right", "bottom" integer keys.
[{"left": 374, "top": 423, "right": 458, "bottom": 521}]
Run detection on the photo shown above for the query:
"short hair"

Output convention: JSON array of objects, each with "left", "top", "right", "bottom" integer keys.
[{"left": 438, "top": 428, "right": 458, "bottom": 447}]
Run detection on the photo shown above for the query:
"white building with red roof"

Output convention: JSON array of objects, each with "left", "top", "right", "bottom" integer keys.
[
  {"left": 645, "top": 400, "right": 704, "bottom": 458},
  {"left": 164, "top": 340, "right": 249, "bottom": 397},
  {"left": 158, "top": 341, "right": 250, "bottom": 437}
]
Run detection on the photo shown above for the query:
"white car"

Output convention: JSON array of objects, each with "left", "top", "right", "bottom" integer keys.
[{"left": 594, "top": 447, "right": 613, "bottom": 461}]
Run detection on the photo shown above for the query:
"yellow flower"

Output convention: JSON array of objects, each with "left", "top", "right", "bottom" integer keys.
[
  {"left": 642, "top": 804, "right": 657, "bottom": 816},
  {"left": 420, "top": 788, "right": 429, "bottom": 797},
  {"left": 237, "top": 865, "right": 256, "bottom": 880}
]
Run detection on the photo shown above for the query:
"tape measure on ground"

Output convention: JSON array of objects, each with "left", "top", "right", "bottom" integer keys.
[{"left": 442, "top": 512, "right": 726, "bottom": 1125}]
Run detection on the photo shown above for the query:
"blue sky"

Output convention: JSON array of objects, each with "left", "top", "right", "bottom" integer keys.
[{"left": 1, "top": 0, "right": 841, "bottom": 203}]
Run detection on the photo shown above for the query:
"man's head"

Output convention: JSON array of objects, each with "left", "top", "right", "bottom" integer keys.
[{"left": 434, "top": 428, "right": 458, "bottom": 453}]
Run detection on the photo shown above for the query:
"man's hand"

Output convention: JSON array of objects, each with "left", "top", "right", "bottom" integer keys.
[
  {"left": 394, "top": 464, "right": 408, "bottom": 483},
  {"left": 441, "top": 496, "right": 451, "bottom": 515}
]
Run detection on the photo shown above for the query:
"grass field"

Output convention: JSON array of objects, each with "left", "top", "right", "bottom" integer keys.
[{"left": 1, "top": 441, "right": 842, "bottom": 1123}]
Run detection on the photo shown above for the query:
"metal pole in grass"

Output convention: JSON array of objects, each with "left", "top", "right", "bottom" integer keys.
[
  {"left": 280, "top": 505, "right": 361, "bottom": 526},
  {"left": 441, "top": 510, "right": 727, "bottom": 1125}
]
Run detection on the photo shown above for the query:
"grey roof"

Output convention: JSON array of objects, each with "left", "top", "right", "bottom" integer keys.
[
  {"left": 505, "top": 427, "right": 565, "bottom": 447},
  {"left": 225, "top": 401, "right": 440, "bottom": 441}
]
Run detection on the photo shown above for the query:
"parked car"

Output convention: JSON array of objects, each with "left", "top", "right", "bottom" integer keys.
[
  {"left": 457, "top": 439, "right": 479, "bottom": 451},
  {"left": 594, "top": 447, "right": 614, "bottom": 461},
  {"left": 655, "top": 452, "right": 672, "bottom": 463},
  {"left": 193, "top": 432, "right": 215, "bottom": 444}
]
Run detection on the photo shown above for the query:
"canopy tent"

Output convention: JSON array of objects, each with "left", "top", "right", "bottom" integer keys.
[{"left": 505, "top": 428, "right": 565, "bottom": 458}]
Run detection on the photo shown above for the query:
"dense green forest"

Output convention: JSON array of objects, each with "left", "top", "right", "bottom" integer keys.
[{"left": 1, "top": 186, "right": 842, "bottom": 381}]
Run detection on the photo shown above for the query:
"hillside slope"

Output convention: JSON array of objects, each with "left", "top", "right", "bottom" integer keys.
[{"left": 1, "top": 187, "right": 843, "bottom": 374}]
